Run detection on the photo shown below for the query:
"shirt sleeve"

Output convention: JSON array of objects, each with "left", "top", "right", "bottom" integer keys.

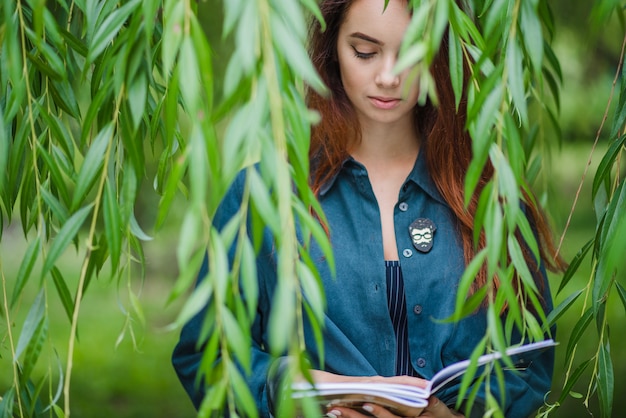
[{"left": 171, "top": 170, "right": 276, "bottom": 417}]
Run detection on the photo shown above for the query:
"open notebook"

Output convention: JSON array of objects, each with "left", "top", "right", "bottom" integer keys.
[{"left": 292, "top": 339, "right": 556, "bottom": 416}]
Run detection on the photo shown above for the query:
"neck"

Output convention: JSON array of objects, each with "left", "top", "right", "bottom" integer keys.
[{"left": 351, "top": 119, "right": 420, "bottom": 166}]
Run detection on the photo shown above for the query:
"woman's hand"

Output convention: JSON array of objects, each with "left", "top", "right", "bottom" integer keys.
[
  {"left": 306, "top": 371, "right": 464, "bottom": 418},
  {"left": 325, "top": 396, "right": 464, "bottom": 418}
]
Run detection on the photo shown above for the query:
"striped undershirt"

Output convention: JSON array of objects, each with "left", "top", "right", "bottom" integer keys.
[{"left": 385, "top": 260, "right": 418, "bottom": 377}]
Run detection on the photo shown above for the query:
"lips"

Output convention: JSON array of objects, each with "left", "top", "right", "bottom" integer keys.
[{"left": 369, "top": 96, "right": 401, "bottom": 109}]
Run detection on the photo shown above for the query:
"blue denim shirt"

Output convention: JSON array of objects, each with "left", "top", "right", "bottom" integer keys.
[{"left": 172, "top": 151, "right": 554, "bottom": 418}]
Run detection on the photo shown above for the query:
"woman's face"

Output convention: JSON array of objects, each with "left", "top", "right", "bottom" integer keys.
[{"left": 336, "top": 0, "right": 419, "bottom": 131}]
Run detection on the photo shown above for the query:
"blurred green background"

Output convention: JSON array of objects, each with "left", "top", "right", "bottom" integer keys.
[{"left": 1, "top": 1, "right": 625, "bottom": 417}]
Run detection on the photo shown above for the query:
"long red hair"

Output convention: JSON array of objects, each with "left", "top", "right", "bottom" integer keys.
[{"left": 307, "top": 0, "right": 565, "bottom": 305}]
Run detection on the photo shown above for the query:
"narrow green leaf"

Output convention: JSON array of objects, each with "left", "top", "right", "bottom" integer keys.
[
  {"left": 557, "top": 359, "right": 591, "bottom": 404},
  {"left": 616, "top": 282, "right": 626, "bottom": 315},
  {"left": 38, "top": 155, "right": 71, "bottom": 218},
  {"left": 130, "top": 214, "right": 152, "bottom": 241},
  {"left": 177, "top": 210, "right": 202, "bottom": 273},
  {"left": 240, "top": 237, "right": 259, "bottom": 320},
  {"left": 127, "top": 72, "right": 148, "bottom": 131},
  {"left": 19, "top": 317, "right": 48, "bottom": 386},
  {"left": 592, "top": 134, "right": 626, "bottom": 200},
  {"left": 557, "top": 239, "right": 593, "bottom": 294},
  {"left": 11, "top": 237, "right": 41, "bottom": 307},
  {"left": 173, "top": 269, "right": 214, "bottom": 331},
  {"left": 162, "top": 0, "right": 184, "bottom": 75},
  {"left": 0, "top": 106, "right": 7, "bottom": 194},
  {"left": 178, "top": 37, "right": 202, "bottom": 114},
  {"left": 453, "top": 249, "right": 487, "bottom": 320},
  {"left": 565, "top": 308, "right": 593, "bottom": 363},
  {"left": 298, "top": 263, "right": 325, "bottom": 322},
  {"left": 103, "top": 180, "right": 122, "bottom": 272},
  {"left": 14, "top": 289, "right": 45, "bottom": 360},
  {"left": 469, "top": 82, "right": 502, "bottom": 152},
  {"left": 248, "top": 169, "right": 280, "bottom": 234},
  {"left": 59, "top": 26, "right": 88, "bottom": 57},
  {"left": 228, "top": 362, "right": 259, "bottom": 418},
  {"left": 87, "top": 0, "right": 141, "bottom": 64},
  {"left": 448, "top": 26, "right": 463, "bottom": 110},
  {"left": 545, "top": 289, "right": 584, "bottom": 329},
  {"left": 24, "top": 27, "right": 66, "bottom": 80},
  {"left": 269, "top": 281, "right": 296, "bottom": 355},
  {"left": 520, "top": 0, "right": 543, "bottom": 74},
  {"left": 507, "top": 235, "right": 537, "bottom": 293},
  {"left": 235, "top": 0, "right": 259, "bottom": 73},
  {"left": 50, "top": 267, "right": 74, "bottom": 323},
  {"left": 271, "top": 14, "right": 326, "bottom": 94},
  {"left": 598, "top": 343, "right": 614, "bottom": 418},
  {"left": 49, "top": 78, "right": 81, "bottom": 119},
  {"left": 41, "top": 204, "right": 93, "bottom": 279},
  {"left": 72, "top": 123, "right": 113, "bottom": 211},
  {"left": 222, "top": 309, "right": 250, "bottom": 370},
  {"left": 506, "top": 39, "right": 528, "bottom": 126}
]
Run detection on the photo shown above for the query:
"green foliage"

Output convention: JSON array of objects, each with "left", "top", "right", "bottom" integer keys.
[{"left": 0, "top": 0, "right": 625, "bottom": 417}]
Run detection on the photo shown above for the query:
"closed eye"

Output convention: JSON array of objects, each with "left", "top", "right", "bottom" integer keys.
[{"left": 351, "top": 46, "right": 375, "bottom": 60}]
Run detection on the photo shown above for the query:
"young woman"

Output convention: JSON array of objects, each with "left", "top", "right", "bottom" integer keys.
[{"left": 173, "top": 1, "right": 564, "bottom": 417}]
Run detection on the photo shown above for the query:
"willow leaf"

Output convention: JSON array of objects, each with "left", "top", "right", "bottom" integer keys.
[
  {"left": 298, "top": 262, "right": 325, "bottom": 322},
  {"left": 103, "top": 180, "right": 122, "bottom": 272},
  {"left": 558, "top": 239, "right": 593, "bottom": 294},
  {"left": 592, "top": 134, "right": 626, "bottom": 200},
  {"left": 545, "top": 289, "right": 584, "bottom": 329},
  {"left": 557, "top": 359, "right": 591, "bottom": 404},
  {"left": 50, "top": 267, "right": 74, "bottom": 323},
  {"left": 271, "top": 14, "right": 325, "bottom": 94},
  {"left": 565, "top": 307, "right": 593, "bottom": 363},
  {"left": 617, "top": 282, "right": 626, "bottom": 314},
  {"left": 268, "top": 280, "right": 296, "bottom": 356},
  {"left": 506, "top": 39, "right": 528, "bottom": 126},
  {"left": 0, "top": 107, "right": 7, "bottom": 194},
  {"left": 248, "top": 169, "right": 281, "bottom": 235},
  {"left": 610, "top": 58, "right": 626, "bottom": 138},
  {"left": 19, "top": 317, "right": 48, "bottom": 386},
  {"left": 240, "top": 237, "right": 259, "bottom": 320},
  {"left": 127, "top": 72, "right": 148, "bottom": 131},
  {"left": 14, "top": 290, "right": 45, "bottom": 360},
  {"left": 72, "top": 123, "right": 113, "bottom": 211},
  {"left": 24, "top": 27, "right": 66, "bottom": 80},
  {"left": 228, "top": 361, "right": 259, "bottom": 418},
  {"left": 520, "top": 0, "right": 543, "bottom": 74},
  {"left": 87, "top": 0, "right": 141, "bottom": 64},
  {"left": 222, "top": 308, "right": 250, "bottom": 371},
  {"left": 11, "top": 237, "right": 41, "bottom": 308},
  {"left": 41, "top": 204, "right": 93, "bottom": 279},
  {"left": 598, "top": 343, "right": 614, "bottom": 418},
  {"left": 448, "top": 26, "right": 463, "bottom": 110}
]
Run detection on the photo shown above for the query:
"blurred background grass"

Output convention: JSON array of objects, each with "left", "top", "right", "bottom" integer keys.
[{"left": 1, "top": 1, "right": 625, "bottom": 417}]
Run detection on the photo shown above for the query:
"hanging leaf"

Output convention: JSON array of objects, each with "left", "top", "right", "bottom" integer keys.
[{"left": 41, "top": 204, "right": 94, "bottom": 279}]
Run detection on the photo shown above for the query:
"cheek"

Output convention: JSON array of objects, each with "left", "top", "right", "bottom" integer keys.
[{"left": 401, "top": 72, "right": 421, "bottom": 101}]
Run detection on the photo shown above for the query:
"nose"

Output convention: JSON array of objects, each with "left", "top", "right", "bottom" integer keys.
[{"left": 375, "top": 57, "right": 400, "bottom": 88}]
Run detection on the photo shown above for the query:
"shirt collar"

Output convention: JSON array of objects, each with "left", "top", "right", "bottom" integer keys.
[{"left": 318, "top": 150, "right": 447, "bottom": 206}]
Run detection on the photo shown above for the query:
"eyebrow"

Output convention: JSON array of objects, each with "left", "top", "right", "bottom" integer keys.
[{"left": 349, "top": 32, "right": 384, "bottom": 46}]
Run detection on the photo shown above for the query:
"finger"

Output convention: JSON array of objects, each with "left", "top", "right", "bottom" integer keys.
[
  {"left": 419, "top": 396, "right": 450, "bottom": 418},
  {"left": 326, "top": 404, "right": 401, "bottom": 418}
]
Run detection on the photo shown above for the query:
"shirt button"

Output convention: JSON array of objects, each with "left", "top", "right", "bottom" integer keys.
[
  {"left": 417, "top": 358, "right": 426, "bottom": 368},
  {"left": 402, "top": 249, "right": 413, "bottom": 258},
  {"left": 398, "top": 202, "right": 409, "bottom": 212},
  {"left": 413, "top": 305, "right": 423, "bottom": 315}
]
